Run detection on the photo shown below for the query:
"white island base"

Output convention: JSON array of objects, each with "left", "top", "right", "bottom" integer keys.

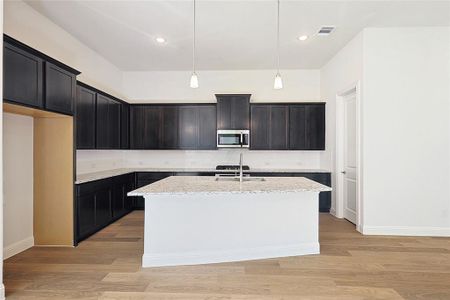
[{"left": 129, "top": 176, "right": 331, "bottom": 267}]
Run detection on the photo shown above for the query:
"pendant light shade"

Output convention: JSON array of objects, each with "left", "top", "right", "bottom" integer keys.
[
  {"left": 190, "top": 0, "right": 198, "bottom": 88},
  {"left": 274, "top": 72, "right": 283, "bottom": 89},
  {"left": 273, "top": 0, "right": 283, "bottom": 90},
  {"left": 190, "top": 72, "right": 199, "bottom": 89}
]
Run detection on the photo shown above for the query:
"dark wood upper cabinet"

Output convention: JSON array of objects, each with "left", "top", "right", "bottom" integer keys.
[
  {"left": 216, "top": 94, "right": 250, "bottom": 130},
  {"left": 109, "top": 100, "right": 121, "bottom": 149},
  {"left": 76, "top": 85, "right": 96, "bottom": 149},
  {"left": 161, "top": 106, "right": 179, "bottom": 149},
  {"left": 3, "top": 42, "right": 43, "bottom": 108},
  {"left": 270, "top": 105, "right": 289, "bottom": 150},
  {"left": 143, "top": 106, "right": 161, "bottom": 149},
  {"left": 250, "top": 105, "right": 270, "bottom": 150},
  {"left": 305, "top": 104, "right": 325, "bottom": 150},
  {"left": 121, "top": 104, "right": 130, "bottom": 149},
  {"left": 130, "top": 106, "right": 146, "bottom": 149},
  {"left": 198, "top": 105, "right": 217, "bottom": 150},
  {"left": 289, "top": 104, "right": 325, "bottom": 150},
  {"left": 179, "top": 106, "right": 198, "bottom": 149},
  {"left": 3, "top": 36, "right": 80, "bottom": 114},
  {"left": 289, "top": 105, "right": 307, "bottom": 150},
  {"left": 130, "top": 106, "right": 160, "bottom": 149},
  {"left": 96, "top": 94, "right": 121, "bottom": 149},
  {"left": 250, "top": 105, "right": 288, "bottom": 150},
  {"left": 45, "top": 62, "right": 76, "bottom": 115}
]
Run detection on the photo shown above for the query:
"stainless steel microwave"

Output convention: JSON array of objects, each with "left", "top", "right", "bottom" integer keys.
[{"left": 217, "top": 130, "right": 250, "bottom": 148}]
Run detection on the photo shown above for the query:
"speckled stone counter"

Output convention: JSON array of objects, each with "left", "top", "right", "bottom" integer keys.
[
  {"left": 128, "top": 176, "right": 331, "bottom": 196},
  {"left": 132, "top": 175, "right": 329, "bottom": 268},
  {"left": 76, "top": 167, "right": 331, "bottom": 184}
]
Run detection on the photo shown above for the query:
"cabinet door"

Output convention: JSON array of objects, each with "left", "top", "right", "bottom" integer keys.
[
  {"left": 130, "top": 106, "right": 146, "bottom": 149},
  {"left": 45, "top": 62, "right": 76, "bottom": 115},
  {"left": 250, "top": 105, "right": 270, "bottom": 149},
  {"left": 112, "top": 184, "right": 125, "bottom": 219},
  {"left": 76, "top": 86, "right": 96, "bottom": 149},
  {"left": 270, "top": 105, "right": 289, "bottom": 150},
  {"left": 95, "top": 189, "right": 111, "bottom": 228},
  {"left": 216, "top": 97, "right": 231, "bottom": 130},
  {"left": 4, "top": 43, "right": 43, "bottom": 108},
  {"left": 77, "top": 193, "right": 96, "bottom": 239},
  {"left": 161, "top": 106, "right": 178, "bottom": 149},
  {"left": 125, "top": 179, "right": 135, "bottom": 211},
  {"left": 230, "top": 96, "right": 250, "bottom": 129},
  {"left": 143, "top": 106, "right": 161, "bottom": 149},
  {"left": 179, "top": 106, "right": 199, "bottom": 149},
  {"left": 216, "top": 95, "right": 250, "bottom": 130},
  {"left": 109, "top": 100, "right": 121, "bottom": 149},
  {"left": 289, "top": 105, "right": 307, "bottom": 150},
  {"left": 121, "top": 104, "right": 130, "bottom": 149},
  {"left": 198, "top": 105, "right": 217, "bottom": 149},
  {"left": 306, "top": 104, "right": 326, "bottom": 150},
  {"left": 96, "top": 94, "right": 110, "bottom": 149}
]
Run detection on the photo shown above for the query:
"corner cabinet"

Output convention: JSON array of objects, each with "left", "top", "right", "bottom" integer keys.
[
  {"left": 3, "top": 35, "right": 79, "bottom": 115},
  {"left": 251, "top": 103, "right": 325, "bottom": 150}
]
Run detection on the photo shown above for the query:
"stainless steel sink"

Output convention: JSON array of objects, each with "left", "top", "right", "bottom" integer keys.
[{"left": 215, "top": 176, "right": 266, "bottom": 182}]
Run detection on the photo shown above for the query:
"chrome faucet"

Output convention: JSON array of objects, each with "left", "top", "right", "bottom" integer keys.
[{"left": 239, "top": 152, "right": 243, "bottom": 182}]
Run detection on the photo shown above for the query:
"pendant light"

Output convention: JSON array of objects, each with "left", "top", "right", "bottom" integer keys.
[
  {"left": 273, "top": 0, "right": 283, "bottom": 90},
  {"left": 190, "top": 0, "right": 199, "bottom": 88}
]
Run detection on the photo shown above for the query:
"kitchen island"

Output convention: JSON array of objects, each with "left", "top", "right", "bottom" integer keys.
[{"left": 128, "top": 176, "right": 331, "bottom": 267}]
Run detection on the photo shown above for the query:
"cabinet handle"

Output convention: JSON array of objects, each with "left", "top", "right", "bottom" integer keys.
[{"left": 341, "top": 171, "right": 346, "bottom": 174}]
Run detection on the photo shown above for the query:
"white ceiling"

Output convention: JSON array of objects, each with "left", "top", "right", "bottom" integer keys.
[{"left": 25, "top": 0, "right": 450, "bottom": 71}]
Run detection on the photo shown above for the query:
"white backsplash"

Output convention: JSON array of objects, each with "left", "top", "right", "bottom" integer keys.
[{"left": 76, "top": 149, "right": 322, "bottom": 175}]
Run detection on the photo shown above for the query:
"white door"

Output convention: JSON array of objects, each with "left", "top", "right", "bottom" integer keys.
[{"left": 342, "top": 91, "right": 357, "bottom": 224}]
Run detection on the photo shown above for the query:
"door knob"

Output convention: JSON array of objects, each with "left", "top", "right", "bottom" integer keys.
[{"left": 341, "top": 171, "right": 346, "bottom": 174}]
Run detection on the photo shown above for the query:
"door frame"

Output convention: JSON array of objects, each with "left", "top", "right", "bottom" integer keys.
[{"left": 335, "top": 81, "right": 363, "bottom": 233}]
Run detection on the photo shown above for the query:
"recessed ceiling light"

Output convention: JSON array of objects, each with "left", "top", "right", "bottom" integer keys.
[
  {"left": 155, "top": 37, "right": 166, "bottom": 44},
  {"left": 298, "top": 35, "right": 308, "bottom": 41}
]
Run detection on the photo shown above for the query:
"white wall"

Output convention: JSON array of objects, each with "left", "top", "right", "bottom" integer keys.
[
  {"left": 3, "top": 0, "right": 125, "bottom": 99},
  {"left": 3, "top": 114, "right": 34, "bottom": 258},
  {"left": 361, "top": 27, "right": 450, "bottom": 235},
  {"left": 122, "top": 69, "right": 320, "bottom": 103},
  {"left": 320, "top": 32, "right": 364, "bottom": 214},
  {"left": 77, "top": 149, "right": 323, "bottom": 175}
]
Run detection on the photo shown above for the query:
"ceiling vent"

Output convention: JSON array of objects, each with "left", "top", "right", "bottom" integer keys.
[{"left": 317, "top": 26, "right": 335, "bottom": 36}]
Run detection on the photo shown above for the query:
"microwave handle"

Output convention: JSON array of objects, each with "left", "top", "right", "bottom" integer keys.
[{"left": 239, "top": 133, "right": 243, "bottom": 146}]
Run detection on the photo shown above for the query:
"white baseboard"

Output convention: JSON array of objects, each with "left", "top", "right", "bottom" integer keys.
[
  {"left": 362, "top": 226, "right": 450, "bottom": 237},
  {"left": 143, "top": 243, "right": 320, "bottom": 267},
  {"left": 3, "top": 236, "right": 34, "bottom": 259}
]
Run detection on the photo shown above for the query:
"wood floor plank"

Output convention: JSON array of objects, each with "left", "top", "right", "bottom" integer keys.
[{"left": 4, "top": 211, "right": 450, "bottom": 300}]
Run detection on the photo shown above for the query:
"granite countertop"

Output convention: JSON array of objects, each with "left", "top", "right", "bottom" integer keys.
[
  {"left": 75, "top": 167, "right": 331, "bottom": 184},
  {"left": 128, "top": 176, "right": 332, "bottom": 196}
]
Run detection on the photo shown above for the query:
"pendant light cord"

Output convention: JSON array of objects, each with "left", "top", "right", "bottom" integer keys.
[
  {"left": 192, "top": 0, "right": 196, "bottom": 73},
  {"left": 276, "top": 0, "right": 280, "bottom": 74}
]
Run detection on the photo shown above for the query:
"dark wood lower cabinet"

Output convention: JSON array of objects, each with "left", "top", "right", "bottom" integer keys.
[{"left": 75, "top": 173, "right": 135, "bottom": 243}]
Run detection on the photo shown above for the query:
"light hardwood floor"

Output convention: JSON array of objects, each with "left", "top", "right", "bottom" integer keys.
[{"left": 4, "top": 211, "right": 450, "bottom": 300}]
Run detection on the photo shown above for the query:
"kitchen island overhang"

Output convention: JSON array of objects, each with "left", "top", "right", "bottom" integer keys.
[{"left": 128, "top": 176, "right": 332, "bottom": 267}]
